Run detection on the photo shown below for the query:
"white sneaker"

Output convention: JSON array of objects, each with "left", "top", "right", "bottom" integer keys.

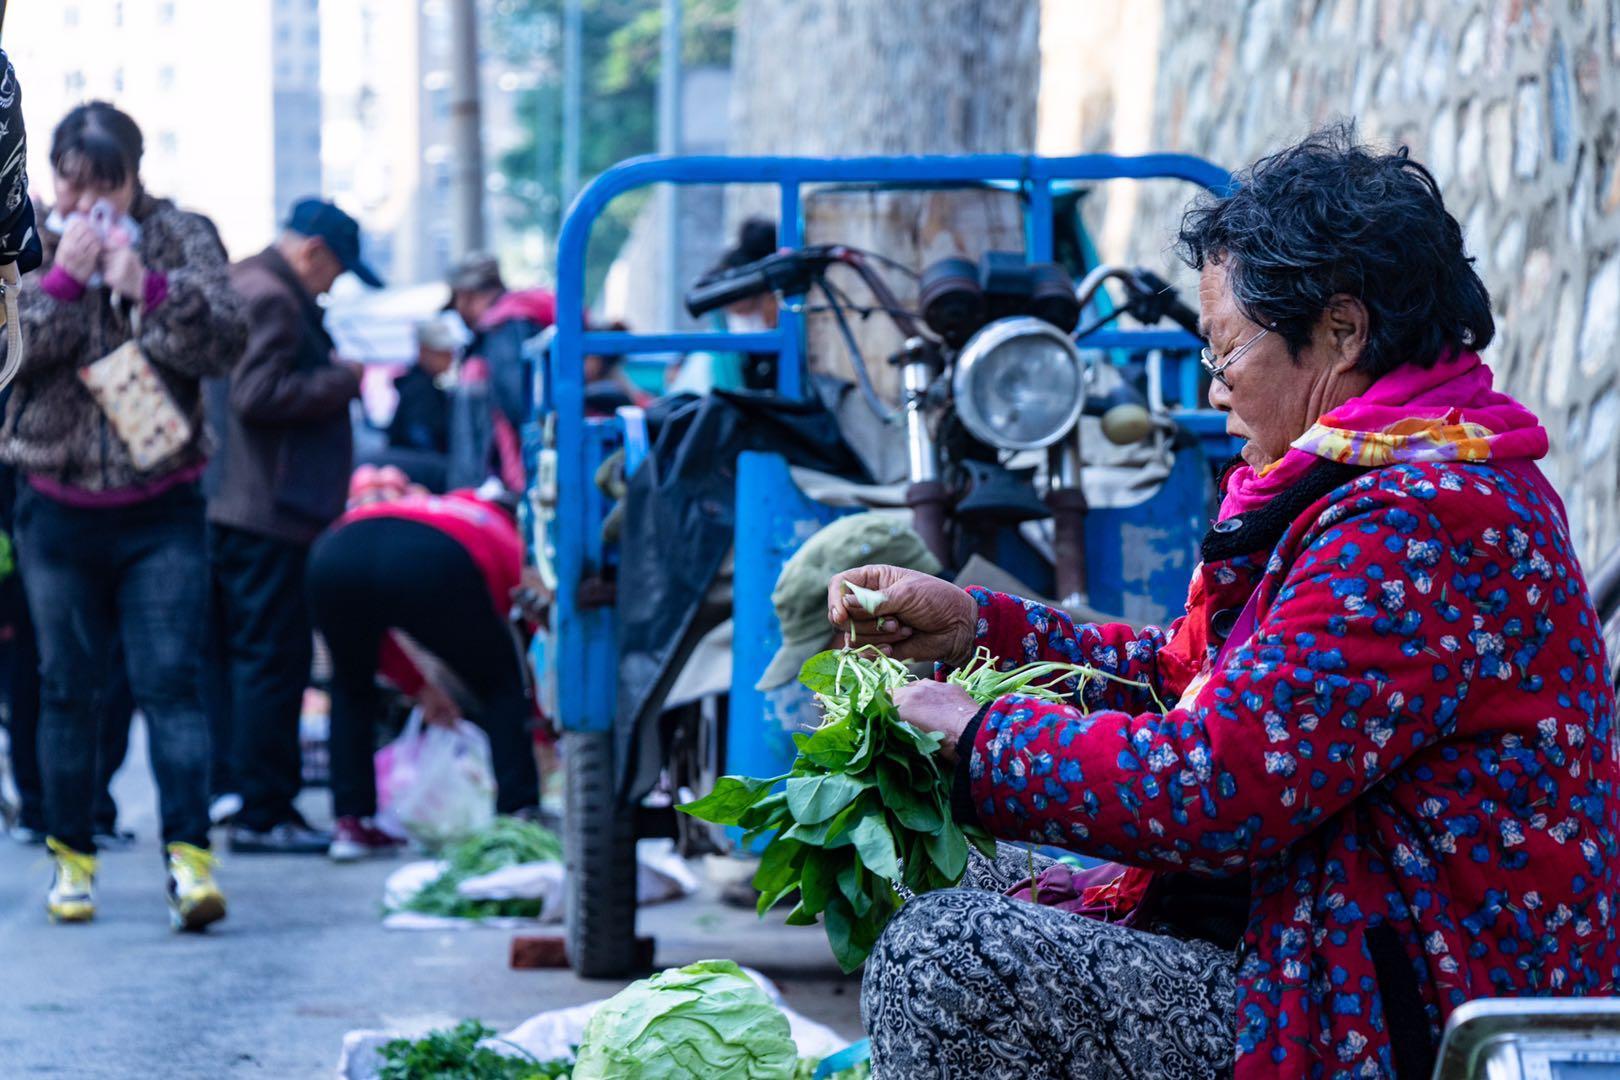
[{"left": 209, "top": 793, "right": 243, "bottom": 825}]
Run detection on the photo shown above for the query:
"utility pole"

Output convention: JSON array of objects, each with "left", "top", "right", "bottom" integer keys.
[
  {"left": 561, "top": 0, "right": 583, "bottom": 211},
  {"left": 449, "top": 0, "right": 487, "bottom": 257},
  {"left": 658, "top": 0, "right": 682, "bottom": 328}
]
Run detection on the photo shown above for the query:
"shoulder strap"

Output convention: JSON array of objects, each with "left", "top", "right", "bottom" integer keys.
[{"left": 0, "top": 260, "right": 18, "bottom": 389}]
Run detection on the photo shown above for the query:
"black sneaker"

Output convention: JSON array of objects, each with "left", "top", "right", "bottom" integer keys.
[{"left": 226, "top": 820, "right": 332, "bottom": 855}]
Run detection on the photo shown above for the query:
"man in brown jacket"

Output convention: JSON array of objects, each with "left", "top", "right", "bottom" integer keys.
[{"left": 205, "top": 199, "right": 382, "bottom": 854}]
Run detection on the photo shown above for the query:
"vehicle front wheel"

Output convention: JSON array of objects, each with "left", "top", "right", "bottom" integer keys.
[{"left": 563, "top": 729, "right": 639, "bottom": 978}]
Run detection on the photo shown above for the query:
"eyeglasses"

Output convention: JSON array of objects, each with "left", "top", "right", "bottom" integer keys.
[{"left": 1200, "top": 327, "right": 1271, "bottom": 389}]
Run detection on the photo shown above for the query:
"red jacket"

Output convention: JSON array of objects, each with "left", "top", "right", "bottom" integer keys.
[
  {"left": 341, "top": 491, "right": 521, "bottom": 695},
  {"left": 964, "top": 459, "right": 1618, "bottom": 1079}
]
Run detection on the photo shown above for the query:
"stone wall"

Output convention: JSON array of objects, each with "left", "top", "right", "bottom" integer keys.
[{"left": 1044, "top": 0, "right": 1620, "bottom": 568}]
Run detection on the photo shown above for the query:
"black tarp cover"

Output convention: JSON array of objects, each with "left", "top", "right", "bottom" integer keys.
[{"left": 612, "top": 389, "right": 870, "bottom": 799}]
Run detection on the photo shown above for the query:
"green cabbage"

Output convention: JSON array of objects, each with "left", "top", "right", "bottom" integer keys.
[{"left": 572, "top": 959, "right": 799, "bottom": 1079}]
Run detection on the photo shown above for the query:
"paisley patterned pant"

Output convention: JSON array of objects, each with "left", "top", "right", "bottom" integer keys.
[{"left": 862, "top": 847, "right": 1236, "bottom": 1079}]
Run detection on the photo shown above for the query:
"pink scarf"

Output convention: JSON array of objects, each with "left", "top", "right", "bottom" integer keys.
[{"left": 1219, "top": 351, "right": 1549, "bottom": 520}]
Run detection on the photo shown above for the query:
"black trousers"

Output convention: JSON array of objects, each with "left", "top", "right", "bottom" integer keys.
[
  {"left": 209, "top": 523, "right": 314, "bottom": 831},
  {"left": 306, "top": 517, "right": 538, "bottom": 819}
]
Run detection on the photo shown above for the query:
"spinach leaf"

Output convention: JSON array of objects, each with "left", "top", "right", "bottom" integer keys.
[
  {"left": 845, "top": 814, "right": 900, "bottom": 882},
  {"left": 786, "top": 772, "right": 872, "bottom": 825},
  {"left": 877, "top": 759, "right": 943, "bottom": 832},
  {"left": 679, "top": 774, "right": 780, "bottom": 826}
]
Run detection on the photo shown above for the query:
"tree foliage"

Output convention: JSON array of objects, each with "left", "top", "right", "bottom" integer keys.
[{"left": 490, "top": 0, "right": 737, "bottom": 297}]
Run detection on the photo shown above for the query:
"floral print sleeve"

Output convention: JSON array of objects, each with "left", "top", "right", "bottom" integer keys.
[
  {"left": 967, "top": 497, "right": 1524, "bottom": 874},
  {"left": 965, "top": 585, "right": 1179, "bottom": 716}
]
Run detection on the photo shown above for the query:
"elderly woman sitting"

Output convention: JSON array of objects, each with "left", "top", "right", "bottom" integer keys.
[{"left": 832, "top": 128, "right": 1618, "bottom": 1080}]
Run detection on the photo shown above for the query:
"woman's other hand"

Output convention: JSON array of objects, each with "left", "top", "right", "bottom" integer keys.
[
  {"left": 56, "top": 218, "right": 102, "bottom": 284},
  {"left": 826, "top": 564, "right": 976, "bottom": 665},
  {"left": 101, "top": 244, "right": 147, "bottom": 303},
  {"left": 893, "top": 681, "right": 980, "bottom": 763}
]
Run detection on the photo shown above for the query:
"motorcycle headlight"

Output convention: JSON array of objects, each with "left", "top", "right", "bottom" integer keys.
[{"left": 951, "top": 317, "right": 1086, "bottom": 451}]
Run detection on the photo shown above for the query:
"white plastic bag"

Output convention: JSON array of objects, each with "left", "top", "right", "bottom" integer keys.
[{"left": 375, "top": 709, "right": 495, "bottom": 850}]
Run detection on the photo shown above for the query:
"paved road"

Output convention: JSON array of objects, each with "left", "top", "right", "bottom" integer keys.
[{"left": 0, "top": 725, "right": 863, "bottom": 1078}]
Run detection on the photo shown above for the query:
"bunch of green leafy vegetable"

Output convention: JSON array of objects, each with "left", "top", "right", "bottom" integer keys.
[
  {"left": 680, "top": 646, "right": 1103, "bottom": 972},
  {"left": 375, "top": 1020, "right": 572, "bottom": 1080},
  {"left": 399, "top": 817, "right": 565, "bottom": 920}
]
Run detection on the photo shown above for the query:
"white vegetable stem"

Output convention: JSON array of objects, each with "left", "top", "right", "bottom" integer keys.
[{"left": 841, "top": 580, "right": 887, "bottom": 644}]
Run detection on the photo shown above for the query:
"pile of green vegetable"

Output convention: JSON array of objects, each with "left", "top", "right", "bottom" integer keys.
[
  {"left": 376, "top": 1020, "right": 571, "bottom": 1079},
  {"left": 372, "top": 961, "right": 870, "bottom": 1080},
  {"left": 398, "top": 817, "right": 564, "bottom": 920},
  {"left": 680, "top": 644, "right": 1110, "bottom": 971}
]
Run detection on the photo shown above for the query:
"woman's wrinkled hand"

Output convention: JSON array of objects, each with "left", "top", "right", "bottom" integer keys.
[
  {"left": 826, "top": 564, "right": 977, "bottom": 665},
  {"left": 55, "top": 219, "right": 103, "bottom": 285},
  {"left": 101, "top": 244, "right": 147, "bottom": 303},
  {"left": 893, "top": 681, "right": 980, "bottom": 764}
]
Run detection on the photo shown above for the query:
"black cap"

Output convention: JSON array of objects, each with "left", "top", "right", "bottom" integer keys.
[{"left": 285, "top": 198, "right": 383, "bottom": 287}]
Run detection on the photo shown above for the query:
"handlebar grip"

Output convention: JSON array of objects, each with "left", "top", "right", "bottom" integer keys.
[{"left": 684, "top": 268, "right": 771, "bottom": 319}]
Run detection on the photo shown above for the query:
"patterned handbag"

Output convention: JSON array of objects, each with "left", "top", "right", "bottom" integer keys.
[{"left": 77, "top": 308, "right": 192, "bottom": 471}]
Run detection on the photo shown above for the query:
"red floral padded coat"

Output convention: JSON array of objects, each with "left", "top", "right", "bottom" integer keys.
[{"left": 961, "top": 459, "right": 1618, "bottom": 1079}]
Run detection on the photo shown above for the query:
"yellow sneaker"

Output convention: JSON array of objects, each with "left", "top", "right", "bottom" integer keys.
[
  {"left": 166, "top": 842, "right": 227, "bottom": 933},
  {"left": 45, "top": 837, "right": 97, "bottom": 923}
]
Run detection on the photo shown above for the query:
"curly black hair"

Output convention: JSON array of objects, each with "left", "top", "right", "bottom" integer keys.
[{"left": 1175, "top": 123, "right": 1493, "bottom": 376}]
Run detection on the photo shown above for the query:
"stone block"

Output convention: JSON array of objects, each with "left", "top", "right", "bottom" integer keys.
[
  {"left": 1571, "top": 149, "right": 1591, "bottom": 249},
  {"left": 1402, "top": 21, "right": 1434, "bottom": 101},
  {"left": 1585, "top": 386, "right": 1620, "bottom": 467},
  {"left": 1549, "top": 37, "right": 1577, "bottom": 163},
  {"left": 1546, "top": 279, "right": 1582, "bottom": 407},
  {"left": 1240, "top": 0, "right": 1282, "bottom": 73},
  {"left": 1576, "top": 43, "right": 1604, "bottom": 106},
  {"left": 1424, "top": 29, "right": 1452, "bottom": 101},
  {"left": 1430, "top": 106, "right": 1458, "bottom": 187},
  {"left": 1486, "top": 98, "right": 1513, "bottom": 198},
  {"left": 508, "top": 933, "right": 657, "bottom": 970},
  {"left": 1522, "top": 247, "right": 1555, "bottom": 308},
  {"left": 1486, "top": 1, "right": 1514, "bottom": 74},
  {"left": 1603, "top": 115, "right": 1620, "bottom": 213},
  {"left": 1351, "top": 56, "right": 1374, "bottom": 116},
  {"left": 1457, "top": 99, "right": 1484, "bottom": 184},
  {"left": 509, "top": 934, "right": 569, "bottom": 969},
  {"left": 1515, "top": 78, "right": 1544, "bottom": 179},
  {"left": 1457, "top": 12, "right": 1486, "bottom": 77},
  {"left": 1375, "top": 59, "right": 1401, "bottom": 105},
  {"left": 1330, "top": 0, "right": 1357, "bottom": 36},
  {"left": 1464, "top": 202, "right": 1490, "bottom": 266},
  {"left": 1580, "top": 253, "right": 1620, "bottom": 379},
  {"left": 1495, "top": 216, "right": 1527, "bottom": 272}
]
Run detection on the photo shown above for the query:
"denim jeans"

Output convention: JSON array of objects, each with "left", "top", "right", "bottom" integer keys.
[{"left": 15, "top": 483, "right": 213, "bottom": 852}]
